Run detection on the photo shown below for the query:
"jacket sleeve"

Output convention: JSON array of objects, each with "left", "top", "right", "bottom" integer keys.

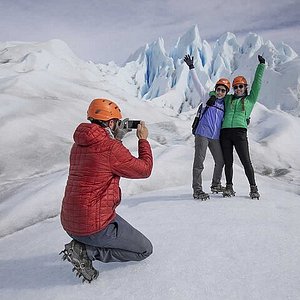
[
  {"left": 248, "top": 63, "right": 265, "bottom": 104},
  {"left": 110, "top": 139, "right": 153, "bottom": 179},
  {"left": 190, "top": 69, "right": 209, "bottom": 100}
]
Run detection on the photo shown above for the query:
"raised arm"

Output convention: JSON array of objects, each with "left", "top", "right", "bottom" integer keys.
[
  {"left": 248, "top": 55, "right": 266, "bottom": 104},
  {"left": 184, "top": 55, "right": 208, "bottom": 101}
]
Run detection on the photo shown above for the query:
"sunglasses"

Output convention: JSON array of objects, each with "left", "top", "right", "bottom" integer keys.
[
  {"left": 233, "top": 84, "right": 245, "bottom": 90},
  {"left": 216, "top": 87, "right": 226, "bottom": 93}
]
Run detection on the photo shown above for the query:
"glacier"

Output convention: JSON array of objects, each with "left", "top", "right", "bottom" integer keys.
[
  {"left": 123, "top": 25, "right": 299, "bottom": 115},
  {"left": 0, "top": 26, "right": 300, "bottom": 238},
  {"left": 1, "top": 14, "right": 300, "bottom": 298}
]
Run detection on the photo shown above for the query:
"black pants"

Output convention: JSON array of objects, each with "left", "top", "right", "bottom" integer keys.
[{"left": 220, "top": 128, "right": 256, "bottom": 186}]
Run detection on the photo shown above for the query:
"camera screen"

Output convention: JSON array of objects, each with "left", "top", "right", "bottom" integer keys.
[{"left": 127, "top": 120, "right": 140, "bottom": 129}]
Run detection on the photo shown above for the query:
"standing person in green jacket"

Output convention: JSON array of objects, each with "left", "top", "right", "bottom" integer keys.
[{"left": 220, "top": 55, "right": 266, "bottom": 199}]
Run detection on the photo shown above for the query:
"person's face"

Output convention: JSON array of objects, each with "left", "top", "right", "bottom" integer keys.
[
  {"left": 109, "top": 119, "right": 118, "bottom": 131},
  {"left": 233, "top": 84, "right": 246, "bottom": 97},
  {"left": 215, "top": 85, "right": 227, "bottom": 99}
]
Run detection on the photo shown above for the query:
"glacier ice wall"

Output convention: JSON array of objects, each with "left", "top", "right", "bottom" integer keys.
[{"left": 124, "top": 25, "right": 299, "bottom": 115}]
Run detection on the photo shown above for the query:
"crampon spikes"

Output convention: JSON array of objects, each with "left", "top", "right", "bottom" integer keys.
[{"left": 59, "top": 240, "right": 99, "bottom": 283}]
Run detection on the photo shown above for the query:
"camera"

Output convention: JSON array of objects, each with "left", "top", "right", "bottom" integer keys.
[
  {"left": 118, "top": 119, "right": 141, "bottom": 130},
  {"left": 127, "top": 120, "right": 141, "bottom": 129}
]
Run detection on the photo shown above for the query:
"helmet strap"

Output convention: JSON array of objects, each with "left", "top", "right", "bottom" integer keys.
[
  {"left": 90, "top": 119, "right": 109, "bottom": 128},
  {"left": 105, "top": 126, "right": 115, "bottom": 139}
]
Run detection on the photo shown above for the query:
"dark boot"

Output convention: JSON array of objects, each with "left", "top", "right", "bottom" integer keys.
[
  {"left": 60, "top": 240, "right": 99, "bottom": 283},
  {"left": 250, "top": 185, "right": 260, "bottom": 200},
  {"left": 210, "top": 183, "right": 225, "bottom": 194},
  {"left": 193, "top": 190, "right": 210, "bottom": 201},
  {"left": 222, "top": 184, "right": 236, "bottom": 197}
]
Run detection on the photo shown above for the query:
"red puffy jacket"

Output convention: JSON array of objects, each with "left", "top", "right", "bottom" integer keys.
[{"left": 60, "top": 123, "right": 153, "bottom": 236}]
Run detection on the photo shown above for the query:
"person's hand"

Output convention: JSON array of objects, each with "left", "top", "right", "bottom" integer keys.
[
  {"left": 258, "top": 55, "right": 265, "bottom": 64},
  {"left": 136, "top": 121, "right": 148, "bottom": 140},
  {"left": 206, "top": 95, "right": 216, "bottom": 106},
  {"left": 183, "top": 54, "right": 194, "bottom": 69},
  {"left": 113, "top": 118, "right": 132, "bottom": 141}
]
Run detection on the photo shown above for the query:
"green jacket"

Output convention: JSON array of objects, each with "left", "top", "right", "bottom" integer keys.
[{"left": 222, "top": 63, "right": 265, "bottom": 129}]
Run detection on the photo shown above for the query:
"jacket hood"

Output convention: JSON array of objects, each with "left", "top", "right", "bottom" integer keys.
[{"left": 73, "top": 123, "right": 108, "bottom": 146}]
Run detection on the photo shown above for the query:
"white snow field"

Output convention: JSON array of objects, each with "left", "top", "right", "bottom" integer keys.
[{"left": 0, "top": 26, "right": 300, "bottom": 299}]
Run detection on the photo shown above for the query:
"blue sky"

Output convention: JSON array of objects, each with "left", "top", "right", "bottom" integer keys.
[{"left": 0, "top": 0, "right": 299, "bottom": 64}]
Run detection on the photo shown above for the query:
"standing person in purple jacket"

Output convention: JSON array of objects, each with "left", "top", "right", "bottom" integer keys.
[{"left": 184, "top": 54, "right": 230, "bottom": 200}]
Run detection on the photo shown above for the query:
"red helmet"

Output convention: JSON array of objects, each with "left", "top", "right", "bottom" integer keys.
[
  {"left": 232, "top": 76, "right": 247, "bottom": 87},
  {"left": 87, "top": 98, "right": 122, "bottom": 121},
  {"left": 215, "top": 78, "right": 230, "bottom": 92}
]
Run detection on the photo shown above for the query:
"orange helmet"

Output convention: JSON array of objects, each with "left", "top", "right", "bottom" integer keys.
[
  {"left": 215, "top": 78, "right": 230, "bottom": 92},
  {"left": 87, "top": 98, "right": 122, "bottom": 121},
  {"left": 232, "top": 76, "right": 247, "bottom": 87}
]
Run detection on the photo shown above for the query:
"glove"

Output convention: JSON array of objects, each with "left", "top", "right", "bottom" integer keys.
[
  {"left": 184, "top": 54, "right": 194, "bottom": 69},
  {"left": 206, "top": 95, "right": 216, "bottom": 107},
  {"left": 113, "top": 118, "right": 132, "bottom": 141},
  {"left": 258, "top": 55, "right": 265, "bottom": 64}
]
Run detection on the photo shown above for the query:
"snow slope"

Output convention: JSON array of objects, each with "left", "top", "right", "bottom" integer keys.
[
  {"left": 0, "top": 28, "right": 300, "bottom": 299},
  {"left": 1, "top": 173, "right": 300, "bottom": 300}
]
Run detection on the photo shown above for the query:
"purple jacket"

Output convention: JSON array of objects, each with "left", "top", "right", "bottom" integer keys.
[
  {"left": 195, "top": 99, "right": 224, "bottom": 139},
  {"left": 190, "top": 69, "right": 224, "bottom": 140}
]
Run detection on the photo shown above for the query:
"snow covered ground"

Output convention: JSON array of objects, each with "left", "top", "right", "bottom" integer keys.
[
  {"left": 0, "top": 27, "right": 300, "bottom": 299},
  {"left": 1, "top": 172, "right": 300, "bottom": 300}
]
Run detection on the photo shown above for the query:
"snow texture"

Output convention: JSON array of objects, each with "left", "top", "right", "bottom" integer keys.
[{"left": 0, "top": 27, "right": 300, "bottom": 300}]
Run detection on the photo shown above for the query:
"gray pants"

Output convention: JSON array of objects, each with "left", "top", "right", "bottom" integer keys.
[
  {"left": 192, "top": 135, "right": 224, "bottom": 192},
  {"left": 69, "top": 214, "right": 153, "bottom": 263}
]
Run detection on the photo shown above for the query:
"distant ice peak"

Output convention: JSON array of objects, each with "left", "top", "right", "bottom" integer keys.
[{"left": 123, "top": 25, "right": 299, "bottom": 114}]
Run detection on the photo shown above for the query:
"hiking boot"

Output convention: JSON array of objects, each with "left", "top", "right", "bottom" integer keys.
[
  {"left": 211, "top": 183, "right": 225, "bottom": 194},
  {"left": 193, "top": 190, "right": 210, "bottom": 201},
  {"left": 60, "top": 240, "right": 99, "bottom": 283},
  {"left": 222, "top": 184, "right": 236, "bottom": 197},
  {"left": 249, "top": 185, "right": 260, "bottom": 200}
]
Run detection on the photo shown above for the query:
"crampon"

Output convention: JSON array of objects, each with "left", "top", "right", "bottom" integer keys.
[
  {"left": 250, "top": 185, "right": 260, "bottom": 200},
  {"left": 193, "top": 191, "right": 210, "bottom": 201},
  {"left": 59, "top": 240, "right": 99, "bottom": 283},
  {"left": 222, "top": 184, "right": 236, "bottom": 197},
  {"left": 211, "top": 184, "right": 225, "bottom": 194}
]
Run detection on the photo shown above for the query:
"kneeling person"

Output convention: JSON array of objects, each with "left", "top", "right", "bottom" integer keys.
[{"left": 60, "top": 98, "right": 153, "bottom": 282}]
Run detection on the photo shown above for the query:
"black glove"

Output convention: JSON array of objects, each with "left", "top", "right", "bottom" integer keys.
[
  {"left": 206, "top": 95, "right": 216, "bottom": 107},
  {"left": 258, "top": 55, "right": 265, "bottom": 64},
  {"left": 184, "top": 54, "right": 194, "bottom": 69}
]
